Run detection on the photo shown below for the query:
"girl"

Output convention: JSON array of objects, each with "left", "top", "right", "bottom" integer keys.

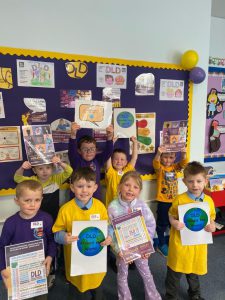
[{"left": 108, "top": 171, "right": 161, "bottom": 300}]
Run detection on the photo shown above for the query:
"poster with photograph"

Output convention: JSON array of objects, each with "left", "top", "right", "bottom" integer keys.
[
  {"left": 162, "top": 120, "right": 187, "bottom": 152},
  {"left": 135, "top": 73, "right": 155, "bottom": 96},
  {"left": 23, "top": 98, "right": 47, "bottom": 123},
  {"left": 51, "top": 118, "right": 71, "bottom": 143},
  {"left": 114, "top": 108, "right": 136, "bottom": 138},
  {"left": 112, "top": 210, "right": 154, "bottom": 263},
  {"left": 159, "top": 79, "right": 184, "bottom": 101},
  {"left": 97, "top": 63, "right": 127, "bottom": 89},
  {"left": 5, "top": 240, "right": 48, "bottom": 300},
  {"left": 0, "top": 126, "right": 22, "bottom": 162},
  {"left": 178, "top": 202, "right": 213, "bottom": 245},
  {"left": 102, "top": 87, "right": 121, "bottom": 108},
  {"left": 17, "top": 59, "right": 55, "bottom": 88},
  {"left": 71, "top": 220, "right": 107, "bottom": 276},
  {"left": 75, "top": 100, "right": 112, "bottom": 129},
  {"left": 60, "top": 89, "right": 92, "bottom": 108},
  {"left": 22, "top": 125, "right": 55, "bottom": 166}
]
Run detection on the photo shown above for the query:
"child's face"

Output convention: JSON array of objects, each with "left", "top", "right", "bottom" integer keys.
[
  {"left": 79, "top": 142, "right": 97, "bottom": 161},
  {"left": 33, "top": 164, "right": 53, "bottom": 182},
  {"left": 160, "top": 152, "right": 176, "bottom": 167},
  {"left": 183, "top": 173, "right": 208, "bottom": 197},
  {"left": 70, "top": 178, "right": 97, "bottom": 205},
  {"left": 112, "top": 152, "right": 128, "bottom": 171},
  {"left": 15, "top": 188, "right": 42, "bottom": 219},
  {"left": 119, "top": 177, "right": 141, "bottom": 202}
]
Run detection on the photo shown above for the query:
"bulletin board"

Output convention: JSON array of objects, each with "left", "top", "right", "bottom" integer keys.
[{"left": 0, "top": 47, "right": 192, "bottom": 193}]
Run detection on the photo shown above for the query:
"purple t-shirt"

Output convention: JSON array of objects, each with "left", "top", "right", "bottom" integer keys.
[{"left": 0, "top": 210, "right": 56, "bottom": 271}]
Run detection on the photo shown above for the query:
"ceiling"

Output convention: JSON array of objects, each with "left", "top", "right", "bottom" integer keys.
[{"left": 211, "top": 0, "right": 225, "bottom": 19}]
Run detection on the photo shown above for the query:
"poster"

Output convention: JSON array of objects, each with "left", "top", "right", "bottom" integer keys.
[
  {"left": 51, "top": 118, "right": 71, "bottom": 143},
  {"left": 22, "top": 125, "right": 55, "bottom": 166},
  {"left": 60, "top": 89, "right": 92, "bottom": 108},
  {"left": 75, "top": 100, "right": 112, "bottom": 129},
  {"left": 5, "top": 240, "right": 48, "bottom": 300},
  {"left": 0, "top": 126, "right": 22, "bottom": 162},
  {"left": 17, "top": 59, "right": 55, "bottom": 88},
  {"left": 97, "top": 63, "right": 127, "bottom": 89},
  {"left": 135, "top": 73, "right": 155, "bottom": 96},
  {"left": 114, "top": 108, "right": 136, "bottom": 138},
  {"left": 0, "top": 67, "right": 13, "bottom": 89},
  {"left": 178, "top": 202, "right": 213, "bottom": 246},
  {"left": 71, "top": 220, "right": 107, "bottom": 276},
  {"left": 159, "top": 79, "right": 184, "bottom": 101},
  {"left": 0, "top": 92, "right": 5, "bottom": 118},
  {"left": 112, "top": 210, "right": 154, "bottom": 263},
  {"left": 162, "top": 120, "right": 187, "bottom": 152},
  {"left": 102, "top": 87, "right": 121, "bottom": 108},
  {"left": 23, "top": 98, "right": 47, "bottom": 123}
]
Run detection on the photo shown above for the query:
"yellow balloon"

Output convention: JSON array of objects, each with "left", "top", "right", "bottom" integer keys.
[{"left": 181, "top": 50, "right": 199, "bottom": 70}]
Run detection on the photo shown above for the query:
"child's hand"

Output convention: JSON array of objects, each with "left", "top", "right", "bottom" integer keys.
[
  {"left": 204, "top": 221, "right": 216, "bottom": 233},
  {"left": 172, "top": 220, "right": 185, "bottom": 231},
  {"left": 158, "top": 146, "right": 166, "bottom": 154},
  {"left": 141, "top": 253, "right": 150, "bottom": 259},
  {"left": 130, "top": 136, "right": 137, "bottom": 144},
  {"left": 64, "top": 232, "right": 78, "bottom": 244},
  {"left": 118, "top": 251, "right": 123, "bottom": 258},
  {"left": 100, "top": 235, "right": 112, "bottom": 246},
  {"left": 106, "top": 124, "right": 114, "bottom": 140},
  {"left": 22, "top": 161, "right": 32, "bottom": 170},
  {"left": 71, "top": 122, "right": 80, "bottom": 138},
  {"left": 1, "top": 268, "right": 11, "bottom": 289},
  {"left": 44, "top": 256, "right": 52, "bottom": 276},
  {"left": 51, "top": 155, "right": 61, "bottom": 165},
  {"left": 180, "top": 146, "right": 187, "bottom": 153}
]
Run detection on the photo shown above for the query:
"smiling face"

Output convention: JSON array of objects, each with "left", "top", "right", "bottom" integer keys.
[
  {"left": 33, "top": 164, "right": 53, "bottom": 182},
  {"left": 112, "top": 152, "right": 128, "bottom": 171},
  {"left": 70, "top": 178, "right": 98, "bottom": 205},
  {"left": 78, "top": 142, "right": 97, "bottom": 161},
  {"left": 119, "top": 177, "right": 141, "bottom": 202},
  {"left": 183, "top": 173, "right": 208, "bottom": 197},
  {"left": 160, "top": 152, "right": 176, "bottom": 167}
]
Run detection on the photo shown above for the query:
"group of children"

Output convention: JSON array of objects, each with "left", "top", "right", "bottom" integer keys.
[{"left": 0, "top": 122, "right": 216, "bottom": 300}]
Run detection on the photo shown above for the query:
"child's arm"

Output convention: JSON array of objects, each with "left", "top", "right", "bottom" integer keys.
[
  {"left": 14, "top": 161, "right": 32, "bottom": 182},
  {"left": 129, "top": 136, "right": 138, "bottom": 168},
  {"left": 154, "top": 146, "right": 165, "bottom": 162},
  {"left": 51, "top": 155, "right": 73, "bottom": 184},
  {"left": 97, "top": 125, "right": 114, "bottom": 166},
  {"left": 68, "top": 122, "right": 81, "bottom": 169},
  {"left": 54, "top": 231, "right": 78, "bottom": 245},
  {"left": 204, "top": 219, "right": 216, "bottom": 233},
  {"left": 169, "top": 214, "right": 185, "bottom": 230},
  {"left": 106, "top": 124, "right": 114, "bottom": 141}
]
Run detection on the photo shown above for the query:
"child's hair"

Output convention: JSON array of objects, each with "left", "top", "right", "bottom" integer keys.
[
  {"left": 112, "top": 148, "right": 127, "bottom": 158},
  {"left": 119, "top": 171, "right": 143, "bottom": 190},
  {"left": 16, "top": 180, "right": 43, "bottom": 198},
  {"left": 71, "top": 167, "right": 96, "bottom": 183},
  {"left": 77, "top": 135, "right": 97, "bottom": 149},
  {"left": 183, "top": 161, "right": 207, "bottom": 178}
]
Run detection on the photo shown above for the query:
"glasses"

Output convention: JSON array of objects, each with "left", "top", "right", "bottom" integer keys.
[{"left": 80, "top": 147, "right": 96, "bottom": 153}]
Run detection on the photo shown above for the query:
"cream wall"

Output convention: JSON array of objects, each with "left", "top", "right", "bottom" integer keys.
[{"left": 0, "top": 0, "right": 212, "bottom": 229}]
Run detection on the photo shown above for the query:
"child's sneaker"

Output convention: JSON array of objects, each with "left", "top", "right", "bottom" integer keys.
[{"left": 157, "top": 244, "right": 168, "bottom": 257}]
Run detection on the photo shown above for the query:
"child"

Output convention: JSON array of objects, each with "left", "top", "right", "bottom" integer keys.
[
  {"left": 0, "top": 180, "right": 56, "bottom": 300},
  {"left": 14, "top": 155, "right": 73, "bottom": 222},
  {"left": 108, "top": 171, "right": 161, "bottom": 300},
  {"left": 165, "top": 161, "right": 216, "bottom": 300},
  {"left": 105, "top": 136, "right": 138, "bottom": 208},
  {"left": 153, "top": 146, "right": 188, "bottom": 256},
  {"left": 53, "top": 167, "right": 112, "bottom": 300},
  {"left": 68, "top": 122, "right": 114, "bottom": 200}
]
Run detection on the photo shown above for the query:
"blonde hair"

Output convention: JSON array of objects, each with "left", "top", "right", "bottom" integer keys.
[
  {"left": 16, "top": 180, "right": 43, "bottom": 198},
  {"left": 119, "top": 171, "right": 143, "bottom": 190}
]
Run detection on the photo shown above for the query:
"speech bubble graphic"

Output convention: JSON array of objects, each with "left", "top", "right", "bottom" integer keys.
[
  {"left": 79, "top": 104, "right": 104, "bottom": 126},
  {"left": 24, "top": 98, "right": 46, "bottom": 113}
]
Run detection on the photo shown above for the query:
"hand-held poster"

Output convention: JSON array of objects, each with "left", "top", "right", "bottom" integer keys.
[
  {"left": 113, "top": 108, "right": 136, "bottom": 138},
  {"left": 5, "top": 240, "right": 48, "bottom": 300},
  {"left": 112, "top": 210, "right": 154, "bottom": 263},
  {"left": 162, "top": 120, "right": 187, "bottom": 152},
  {"left": 71, "top": 220, "right": 107, "bottom": 276},
  {"left": 178, "top": 202, "right": 213, "bottom": 246}
]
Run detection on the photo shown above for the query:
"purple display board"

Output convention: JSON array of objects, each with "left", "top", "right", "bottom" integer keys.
[{"left": 0, "top": 50, "right": 190, "bottom": 189}]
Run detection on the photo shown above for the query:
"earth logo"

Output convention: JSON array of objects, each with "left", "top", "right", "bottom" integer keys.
[
  {"left": 77, "top": 227, "right": 105, "bottom": 256},
  {"left": 117, "top": 111, "right": 134, "bottom": 128},
  {"left": 183, "top": 208, "right": 208, "bottom": 232}
]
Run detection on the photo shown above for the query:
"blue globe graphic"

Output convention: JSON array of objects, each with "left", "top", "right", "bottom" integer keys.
[
  {"left": 183, "top": 208, "right": 208, "bottom": 232},
  {"left": 77, "top": 227, "right": 105, "bottom": 256},
  {"left": 117, "top": 112, "right": 134, "bottom": 128}
]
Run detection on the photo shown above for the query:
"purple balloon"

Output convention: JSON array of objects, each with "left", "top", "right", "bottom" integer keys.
[{"left": 189, "top": 67, "right": 206, "bottom": 84}]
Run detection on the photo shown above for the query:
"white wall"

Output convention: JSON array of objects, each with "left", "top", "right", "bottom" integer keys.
[{"left": 0, "top": 0, "right": 212, "bottom": 225}]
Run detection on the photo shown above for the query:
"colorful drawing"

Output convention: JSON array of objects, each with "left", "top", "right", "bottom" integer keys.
[
  {"left": 162, "top": 120, "right": 187, "bottom": 152},
  {"left": 183, "top": 208, "right": 208, "bottom": 232},
  {"left": 97, "top": 64, "right": 127, "bottom": 89},
  {"left": 114, "top": 108, "right": 136, "bottom": 138},
  {"left": 65, "top": 61, "right": 88, "bottom": 79},
  {"left": 77, "top": 227, "right": 105, "bottom": 256},
  {"left": 0, "top": 67, "right": 13, "bottom": 89},
  {"left": 135, "top": 73, "right": 155, "bottom": 96},
  {"left": 159, "top": 79, "right": 184, "bottom": 101},
  {"left": 102, "top": 87, "right": 121, "bottom": 107}
]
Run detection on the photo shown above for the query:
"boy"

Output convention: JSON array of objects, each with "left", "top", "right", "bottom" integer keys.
[
  {"left": 53, "top": 167, "right": 112, "bottom": 300},
  {"left": 153, "top": 146, "right": 188, "bottom": 256},
  {"left": 68, "top": 122, "right": 114, "bottom": 200},
  {"left": 0, "top": 180, "right": 56, "bottom": 300},
  {"left": 105, "top": 136, "right": 138, "bottom": 208},
  {"left": 14, "top": 155, "right": 73, "bottom": 222},
  {"left": 165, "top": 161, "right": 216, "bottom": 300}
]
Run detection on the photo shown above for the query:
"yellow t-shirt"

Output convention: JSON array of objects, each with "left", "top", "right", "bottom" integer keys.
[
  {"left": 105, "top": 163, "right": 134, "bottom": 208},
  {"left": 167, "top": 192, "right": 216, "bottom": 275},
  {"left": 52, "top": 198, "right": 108, "bottom": 292},
  {"left": 153, "top": 158, "right": 188, "bottom": 203}
]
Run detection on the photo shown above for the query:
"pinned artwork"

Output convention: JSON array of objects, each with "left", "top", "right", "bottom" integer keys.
[
  {"left": 97, "top": 63, "right": 127, "bottom": 89},
  {"left": 65, "top": 61, "right": 88, "bottom": 79},
  {"left": 23, "top": 98, "right": 47, "bottom": 123},
  {"left": 135, "top": 73, "right": 155, "bottom": 96},
  {"left": 159, "top": 79, "right": 184, "bottom": 101},
  {"left": 0, "top": 126, "right": 22, "bottom": 163},
  {"left": 0, "top": 92, "right": 5, "bottom": 118},
  {"left": 51, "top": 118, "right": 71, "bottom": 143},
  {"left": 0, "top": 67, "right": 13, "bottom": 89},
  {"left": 114, "top": 108, "right": 136, "bottom": 138},
  {"left": 102, "top": 87, "right": 121, "bottom": 108}
]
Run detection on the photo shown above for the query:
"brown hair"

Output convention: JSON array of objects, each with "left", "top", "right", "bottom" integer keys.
[
  {"left": 77, "top": 136, "right": 97, "bottom": 149},
  {"left": 119, "top": 171, "right": 143, "bottom": 190},
  {"left": 16, "top": 180, "right": 43, "bottom": 198},
  {"left": 70, "top": 167, "right": 96, "bottom": 183},
  {"left": 112, "top": 148, "right": 127, "bottom": 159},
  {"left": 183, "top": 161, "right": 207, "bottom": 178}
]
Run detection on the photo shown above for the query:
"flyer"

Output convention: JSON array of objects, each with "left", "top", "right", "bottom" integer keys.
[
  {"left": 114, "top": 108, "right": 136, "bottom": 138},
  {"left": 112, "top": 210, "right": 154, "bottom": 263},
  {"left": 71, "top": 220, "right": 107, "bottom": 276},
  {"left": 5, "top": 240, "right": 48, "bottom": 300},
  {"left": 159, "top": 79, "right": 184, "bottom": 101},
  {"left": 162, "top": 120, "right": 187, "bottom": 152},
  {"left": 22, "top": 125, "right": 55, "bottom": 166},
  {"left": 0, "top": 126, "right": 22, "bottom": 163},
  {"left": 178, "top": 202, "right": 213, "bottom": 246},
  {"left": 51, "top": 118, "right": 71, "bottom": 143},
  {"left": 97, "top": 63, "right": 127, "bottom": 89}
]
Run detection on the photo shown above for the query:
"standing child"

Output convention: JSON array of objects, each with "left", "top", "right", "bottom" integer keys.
[
  {"left": 105, "top": 136, "right": 138, "bottom": 208},
  {"left": 153, "top": 146, "right": 188, "bottom": 256},
  {"left": 108, "top": 171, "right": 161, "bottom": 300},
  {"left": 165, "top": 161, "right": 216, "bottom": 300},
  {"left": 68, "top": 122, "right": 114, "bottom": 200},
  {"left": 52, "top": 167, "right": 112, "bottom": 300},
  {"left": 0, "top": 180, "right": 56, "bottom": 300}
]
